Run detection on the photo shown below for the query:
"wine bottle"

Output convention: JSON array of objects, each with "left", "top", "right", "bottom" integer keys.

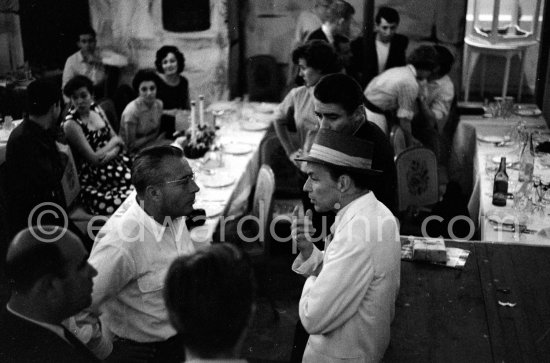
[
  {"left": 519, "top": 132, "right": 535, "bottom": 182},
  {"left": 492, "top": 157, "right": 509, "bottom": 207}
]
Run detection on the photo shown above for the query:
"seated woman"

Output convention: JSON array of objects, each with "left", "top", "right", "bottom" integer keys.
[
  {"left": 155, "top": 45, "right": 191, "bottom": 138},
  {"left": 62, "top": 75, "right": 133, "bottom": 215},
  {"left": 120, "top": 69, "right": 167, "bottom": 153}
]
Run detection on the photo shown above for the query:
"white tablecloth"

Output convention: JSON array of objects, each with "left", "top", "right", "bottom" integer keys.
[{"left": 451, "top": 113, "right": 550, "bottom": 245}]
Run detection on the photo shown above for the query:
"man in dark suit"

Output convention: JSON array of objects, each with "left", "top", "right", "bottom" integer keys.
[
  {"left": 350, "top": 6, "right": 409, "bottom": 88},
  {"left": 0, "top": 226, "right": 99, "bottom": 363}
]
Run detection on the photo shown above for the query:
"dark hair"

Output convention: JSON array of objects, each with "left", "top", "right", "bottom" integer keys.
[
  {"left": 327, "top": 166, "right": 375, "bottom": 190},
  {"left": 292, "top": 40, "right": 341, "bottom": 75},
  {"left": 164, "top": 244, "right": 256, "bottom": 357},
  {"left": 434, "top": 45, "right": 455, "bottom": 76},
  {"left": 407, "top": 45, "right": 438, "bottom": 72},
  {"left": 76, "top": 26, "right": 96, "bottom": 41},
  {"left": 155, "top": 45, "right": 185, "bottom": 74},
  {"left": 375, "top": 6, "right": 400, "bottom": 25},
  {"left": 5, "top": 227, "right": 69, "bottom": 293},
  {"left": 132, "top": 145, "right": 184, "bottom": 195},
  {"left": 132, "top": 69, "right": 159, "bottom": 93},
  {"left": 26, "top": 79, "right": 60, "bottom": 116},
  {"left": 314, "top": 73, "right": 363, "bottom": 115},
  {"left": 63, "top": 75, "right": 94, "bottom": 97},
  {"left": 325, "top": 0, "right": 355, "bottom": 23}
]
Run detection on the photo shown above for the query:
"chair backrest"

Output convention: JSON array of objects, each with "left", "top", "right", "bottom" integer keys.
[
  {"left": 389, "top": 124, "right": 406, "bottom": 157},
  {"left": 251, "top": 165, "right": 276, "bottom": 253},
  {"left": 259, "top": 133, "right": 301, "bottom": 198},
  {"left": 246, "top": 55, "right": 281, "bottom": 102},
  {"left": 395, "top": 147, "right": 439, "bottom": 212}
]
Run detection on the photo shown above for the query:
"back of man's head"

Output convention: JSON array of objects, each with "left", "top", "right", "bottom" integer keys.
[
  {"left": 26, "top": 79, "right": 60, "bottom": 117},
  {"left": 407, "top": 45, "right": 438, "bottom": 72},
  {"left": 164, "top": 243, "right": 256, "bottom": 358},
  {"left": 132, "top": 145, "right": 184, "bottom": 196},
  {"left": 434, "top": 45, "right": 455, "bottom": 76},
  {"left": 5, "top": 226, "right": 71, "bottom": 293},
  {"left": 375, "top": 6, "right": 400, "bottom": 25},
  {"left": 314, "top": 73, "right": 363, "bottom": 115},
  {"left": 325, "top": 0, "right": 355, "bottom": 24}
]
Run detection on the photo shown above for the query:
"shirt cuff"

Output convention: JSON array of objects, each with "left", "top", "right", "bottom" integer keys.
[
  {"left": 292, "top": 246, "right": 323, "bottom": 275},
  {"left": 397, "top": 109, "right": 414, "bottom": 120}
]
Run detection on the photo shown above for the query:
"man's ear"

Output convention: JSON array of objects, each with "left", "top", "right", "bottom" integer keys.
[
  {"left": 145, "top": 184, "right": 162, "bottom": 202},
  {"left": 338, "top": 174, "right": 352, "bottom": 193}
]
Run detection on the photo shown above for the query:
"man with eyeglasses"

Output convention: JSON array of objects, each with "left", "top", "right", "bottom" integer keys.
[{"left": 73, "top": 145, "right": 199, "bottom": 363}]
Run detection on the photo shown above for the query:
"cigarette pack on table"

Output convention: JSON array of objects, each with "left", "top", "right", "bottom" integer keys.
[{"left": 412, "top": 238, "right": 447, "bottom": 263}]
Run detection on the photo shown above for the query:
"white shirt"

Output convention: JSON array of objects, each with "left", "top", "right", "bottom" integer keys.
[
  {"left": 425, "top": 75, "right": 455, "bottom": 132},
  {"left": 293, "top": 193, "right": 401, "bottom": 362},
  {"left": 75, "top": 195, "right": 194, "bottom": 358},
  {"left": 375, "top": 39, "right": 390, "bottom": 74},
  {"left": 364, "top": 64, "right": 420, "bottom": 121},
  {"left": 62, "top": 50, "right": 106, "bottom": 88}
]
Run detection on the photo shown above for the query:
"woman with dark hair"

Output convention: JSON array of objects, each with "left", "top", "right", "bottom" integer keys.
[
  {"left": 120, "top": 69, "right": 167, "bottom": 153},
  {"left": 155, "top": 45, "right": 191, "bottom": 138},
  {"left": 62, "top": 75, "right": 133, "bottom": 215},
  {"left": 274, "top": 40, "right": 342, "bottom": 171}
]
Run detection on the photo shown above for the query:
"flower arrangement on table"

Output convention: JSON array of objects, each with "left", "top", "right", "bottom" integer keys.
[
  {"left": 179, "top": 96, "right": 217, "bottom": 159},
  {"left": 183, "top": 124, "right": 216, "bottom": 159}
]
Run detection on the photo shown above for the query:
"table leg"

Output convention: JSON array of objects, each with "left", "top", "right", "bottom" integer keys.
[
  {"left": 502, "top": 52, "right": 513, "bottom": 98},
  {"left": 517, "top": 49, "right": 526, "bottom": 102},
  {"left": 464, "top": 45, "right": 479, "bottom": 102},
  {"left": 480, "top": 54, "right": 487, "bottom": 99}
]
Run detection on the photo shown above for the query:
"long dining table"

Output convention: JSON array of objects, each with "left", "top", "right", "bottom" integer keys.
[
  {"left": 385, "top": 237, "right": 550, "bottom": 361},
  {"left": 450, "top": 110, "right": 550, "bottom": 245}
]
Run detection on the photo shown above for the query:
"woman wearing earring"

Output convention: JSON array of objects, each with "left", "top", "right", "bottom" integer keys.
[
  {"left": 63, "top": 75, "right": 133, "bottom": 215},
  {"left": 120, "top": 69, "right": 167, "bottom": 153},
  {"left": 155, "top": 45, "right": 191, "bottom": 138}
]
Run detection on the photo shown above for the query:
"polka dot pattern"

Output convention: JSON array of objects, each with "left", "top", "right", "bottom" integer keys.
[{"left": 64, "top": 104, "right": 135, "bottom": 216}]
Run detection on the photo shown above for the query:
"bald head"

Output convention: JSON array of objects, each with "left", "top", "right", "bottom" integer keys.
[{"left": 6, "top": 226, "right": 84, "bottom": 293}]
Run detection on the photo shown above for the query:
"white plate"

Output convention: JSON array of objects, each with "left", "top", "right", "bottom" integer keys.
[
  {"left": 514, "top": 107, "right": 542, "bottom": 117},
  {"left": 201, "top": 203, "right": 225, "bottom": 217},
  {"left": 241, "top": 121, "right": 270, "bottom": 131},
  {"left": 478, "top": 135, "right": 505, "bottom": 143},
  {"left": 222, "top": 142, "right": 253, "bottom": 155},
  {"left": 252, "top": 102, "right": 278, "bottom": 113},
  {"left": 492, "top": 155, "right": 518, "bottom": 165},
  {"left": 207, "top": 101, "right": 235, "bottom": 112},
  {"left": 202, "top": 174, "right": 235, "bottom": 188}
]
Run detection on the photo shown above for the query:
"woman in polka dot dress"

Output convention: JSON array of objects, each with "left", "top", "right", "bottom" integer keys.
[{"left": 63, "top": 75, "right": 134, "bottom": 215}]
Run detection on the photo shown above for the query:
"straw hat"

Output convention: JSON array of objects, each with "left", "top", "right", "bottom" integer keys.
[{"left": 296, "top": 129, "right": 382, "bottom": 175}]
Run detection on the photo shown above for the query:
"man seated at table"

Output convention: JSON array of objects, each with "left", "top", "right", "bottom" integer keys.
[
  {"left": 74, "top": 145, "right": 199, "bottom": 362},
  {"left": 350, "top": 6, "right": 408, "bottom": 88},
  {"left": 363, "top": 45, "right": 438, "bottom": 145},
  {"left": 62, "top": 26, "right": 106, "bottom": 99},
  {"left": 0, "top": 226, "right": 99, "bottom": 362},
  {"left": 5, "top": 79, "right": 92, "bottom": 248},
  {"left": 292, "top": 129, "right": 400, "bottom": 362},
  {"left": 414, "top": 45, "right": 456, "bottom": 163},
  {"left": 164, "top": 243, "right": 256, "bottom": 362}
]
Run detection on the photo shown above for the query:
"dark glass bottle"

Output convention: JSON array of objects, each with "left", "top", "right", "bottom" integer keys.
[{"left": 492, "top": 157, "right": 509, "bottom": 206}]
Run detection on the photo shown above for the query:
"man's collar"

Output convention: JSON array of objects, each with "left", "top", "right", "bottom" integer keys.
[
  {"left": 407, "top": 64, "right": 417, "bottom": 77},
  {"left": 131, "top": 196, "right": 169, "bottom": 238}
]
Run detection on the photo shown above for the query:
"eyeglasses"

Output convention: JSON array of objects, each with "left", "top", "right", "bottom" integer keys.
[{"left": 156, "top": 173, "right": 195, "bottom": 187}]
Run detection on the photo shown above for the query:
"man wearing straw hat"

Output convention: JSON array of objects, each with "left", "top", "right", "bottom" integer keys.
[{"left": 291, "top": 128, "right": 400, "bottom": 362}]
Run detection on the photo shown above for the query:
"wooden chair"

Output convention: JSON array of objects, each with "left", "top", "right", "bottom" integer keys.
[
  {"left": 389, "top": 124, "right": 407, "bottom": 157},
  {"left": 395, "top": 147, "right": 439, "bottom": 235},
  {"left": 237, "top": 164, "right": 279, "bottom": 319}
]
